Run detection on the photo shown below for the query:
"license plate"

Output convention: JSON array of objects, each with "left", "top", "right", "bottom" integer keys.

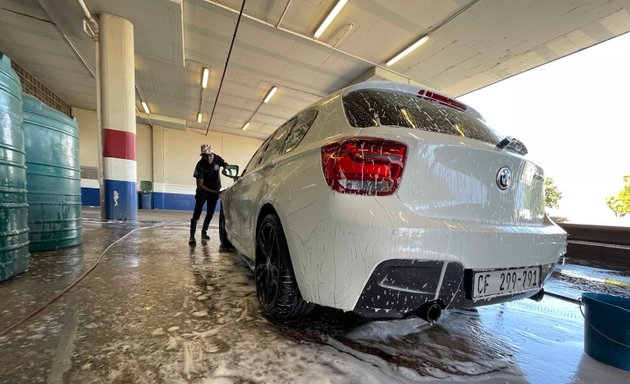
[{"left": 471, "top": 266, "right": 541, "bottom": 300}]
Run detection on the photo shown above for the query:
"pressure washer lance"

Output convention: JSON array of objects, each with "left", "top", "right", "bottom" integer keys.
[{"left": 544, "top": 290, "right": 580, "bottom": 304}]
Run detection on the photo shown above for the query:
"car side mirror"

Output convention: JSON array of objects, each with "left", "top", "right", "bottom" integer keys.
[{"left": 222, "top": 164, "right": 240, "bottom": 180}]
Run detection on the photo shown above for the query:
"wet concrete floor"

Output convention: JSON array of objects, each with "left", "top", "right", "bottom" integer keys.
[{"left": 0, "top": 208, "right": 629, "bottom": 383}]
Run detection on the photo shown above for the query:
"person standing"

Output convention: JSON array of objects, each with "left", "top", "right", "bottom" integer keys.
[{"left": 189, "top": 144, "right": 228, "bottom": 245}]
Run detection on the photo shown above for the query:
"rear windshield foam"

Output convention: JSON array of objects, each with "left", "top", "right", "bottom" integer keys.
[{"left": 343, "top": 89, "right": 501, "bottom": 145}]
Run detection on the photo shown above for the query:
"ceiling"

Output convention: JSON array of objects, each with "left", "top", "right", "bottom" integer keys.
[{"left": 0, "top": 0, "right": 629, "bottom": 139}]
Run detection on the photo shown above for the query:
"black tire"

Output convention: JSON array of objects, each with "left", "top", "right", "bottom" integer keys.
[
  {"left": 219, "top": 206, "right": 233, "bottom": 248},
  {"left": 255, "top": 213, "right": 313, "bottom": 322}
]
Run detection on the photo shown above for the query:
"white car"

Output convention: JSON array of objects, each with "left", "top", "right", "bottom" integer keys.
[{"left": 219, "top": 81, "right": 567, "bottom": 323}]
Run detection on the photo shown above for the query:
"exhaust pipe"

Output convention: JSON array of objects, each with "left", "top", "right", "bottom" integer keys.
[
  {"left": 416, "top": 301, "right": 442, "bottom": 324},
  {"left": 529, "top": 288, "right": 545, "bottom": 302}
]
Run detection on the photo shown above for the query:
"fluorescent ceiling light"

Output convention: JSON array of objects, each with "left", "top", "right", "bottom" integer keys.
[
  {"left": 202, "top": 67, "right": 209, "bottom": 89},
  {"left": 141, "top": 101, "right": 150, "bottom": 114},
  {"left": 197, "top": 112, "right": 202, "bottom": 123},
  {"left": 386, "top": 35, "right": 430, "bottom": 66},
  {"left": 314, "top": 0, "right": 348, "bottom": 39},
  {"left": 242, "top": 121, "right": 250, "bottom": 131},
  {"left": 263, "top": 86, "right": 278, "bottom": 103}
]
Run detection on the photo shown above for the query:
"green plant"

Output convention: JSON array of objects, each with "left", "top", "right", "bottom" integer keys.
[
  {"left": 544, "top": 178, "right": 562, "bottom": 210},
  {"left": 606, "top": 175, "right": 630, "bottom": 217}
]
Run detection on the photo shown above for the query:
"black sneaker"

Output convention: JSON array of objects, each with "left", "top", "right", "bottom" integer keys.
[
  {"left": 201, "top": 232, "right": 210, "bottom": 240},
  {"left": 188, "top": 237, "right": 196, "bottom": 246}
]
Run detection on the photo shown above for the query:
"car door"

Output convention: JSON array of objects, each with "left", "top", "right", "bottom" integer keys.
[
  {"left": 232, "top": 118, "right": 296, "bottom": 256},
  {"left": 223, "top": 136, "right": 270, "bottom": 251}
]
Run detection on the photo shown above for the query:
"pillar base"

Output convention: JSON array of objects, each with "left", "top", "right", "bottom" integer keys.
[{"left": 105, "top": 179, "right": 137, "bottom": 221}]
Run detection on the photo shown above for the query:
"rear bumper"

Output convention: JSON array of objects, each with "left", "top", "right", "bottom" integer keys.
[
  {"left": 283, "top": 193, "right": 567, "bottom": 312},
  {"left": 352, "top": 259, "right": 556, "bottom": 318}
]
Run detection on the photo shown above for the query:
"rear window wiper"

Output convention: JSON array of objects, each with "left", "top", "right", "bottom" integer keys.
[{"left": 497, "top": 136, "right": 528, "bottom": 155}]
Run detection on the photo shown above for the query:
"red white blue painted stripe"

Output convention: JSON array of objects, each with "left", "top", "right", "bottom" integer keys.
[
  {"left": 103, "top": 127, "right": 137, "bottom": 220},
  {"left": 104, "top": 128, "right": 136, "bottom": 160}
]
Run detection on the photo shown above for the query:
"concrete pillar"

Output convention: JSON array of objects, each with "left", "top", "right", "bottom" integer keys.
[{"left": 99, "top": 14, "right": 137, "bottom": 220}]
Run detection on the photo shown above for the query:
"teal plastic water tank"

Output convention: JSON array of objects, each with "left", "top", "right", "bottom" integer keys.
[
  {"left": 0, "top": 54, "right": 29, "bottom": 280},
  {"left": 22, "top": 93, "right": 82, "bottom": 252}
]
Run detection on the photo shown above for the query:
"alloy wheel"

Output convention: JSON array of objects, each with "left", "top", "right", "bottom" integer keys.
[{"left": 256, "top": 221, "right": 280, "bottom": 309}]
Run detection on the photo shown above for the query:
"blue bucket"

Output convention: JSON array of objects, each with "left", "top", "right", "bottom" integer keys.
[{"left": 581, "top": 292, "right": 630, "bottom": 372}]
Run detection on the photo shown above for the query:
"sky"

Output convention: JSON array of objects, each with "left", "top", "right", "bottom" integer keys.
[{"left": 460, "top": 32, "right": 630, "bottom": 226}]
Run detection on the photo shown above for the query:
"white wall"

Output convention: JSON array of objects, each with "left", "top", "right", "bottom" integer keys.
[
  {"left": 161, "top": 127, "right": 260, "bottom": 190},
  {"left": 75, "top": 107, "right": 262, "bottom": 192},
  {"left": 74, "top": 107, "right": 98, "bottom": 168},
  {"left": 136, "top": 123, "right": 152, "bottom": 183}
]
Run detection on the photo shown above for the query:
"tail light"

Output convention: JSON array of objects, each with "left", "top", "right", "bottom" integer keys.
[{"left": 321, "top": 138, "right": 407, "bottom": 196}]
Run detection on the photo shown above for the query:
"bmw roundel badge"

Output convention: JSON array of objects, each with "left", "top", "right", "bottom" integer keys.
[{"left": 496, "top": 167, "right": 511, "bottom": 190}]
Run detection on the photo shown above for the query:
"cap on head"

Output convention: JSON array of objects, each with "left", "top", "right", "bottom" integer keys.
[{"left": 200, "top": 144, "right": 214, "bottom": 156}]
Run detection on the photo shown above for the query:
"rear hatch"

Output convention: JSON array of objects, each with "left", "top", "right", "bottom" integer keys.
[
  {"left": 395, "top": 133, "right": 545, "bottom": 225},
  {"left": 342, "top": 85, "right": 545, "bottom": 226}
]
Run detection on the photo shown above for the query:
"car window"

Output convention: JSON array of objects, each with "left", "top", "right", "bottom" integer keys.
[
  {"left": 283, "top": 109, "right": 318, "bottom": 154},
  {"left": 242, "top": 136, "right": 272, "bottom": 176},
  {"left": 260, "top": 118, "right": 295, "bottom": 165},
  {"left": 343, "top": 89, "right": 502, "bottom": 145}
]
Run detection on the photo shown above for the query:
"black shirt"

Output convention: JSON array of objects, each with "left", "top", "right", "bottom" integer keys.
[{"left": 193, "top": 155, "right": 227, "bottom": 192}]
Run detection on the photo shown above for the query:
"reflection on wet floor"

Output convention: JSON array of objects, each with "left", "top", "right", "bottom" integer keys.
[
  {"left": 0, "top": 215, "right": 629, "bottom": 383},
  {"left": 546, "top": 258, "right": 630, "bottom": 301}
]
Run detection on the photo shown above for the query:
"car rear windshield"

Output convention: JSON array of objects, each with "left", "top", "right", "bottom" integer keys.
[{"left": 343, "top": 89, "right": 501, "bottom": 145}]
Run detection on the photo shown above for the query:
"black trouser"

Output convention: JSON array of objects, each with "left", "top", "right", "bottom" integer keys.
[{"left": 192, "top": 192, "right": 219, "bottom": 231}]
